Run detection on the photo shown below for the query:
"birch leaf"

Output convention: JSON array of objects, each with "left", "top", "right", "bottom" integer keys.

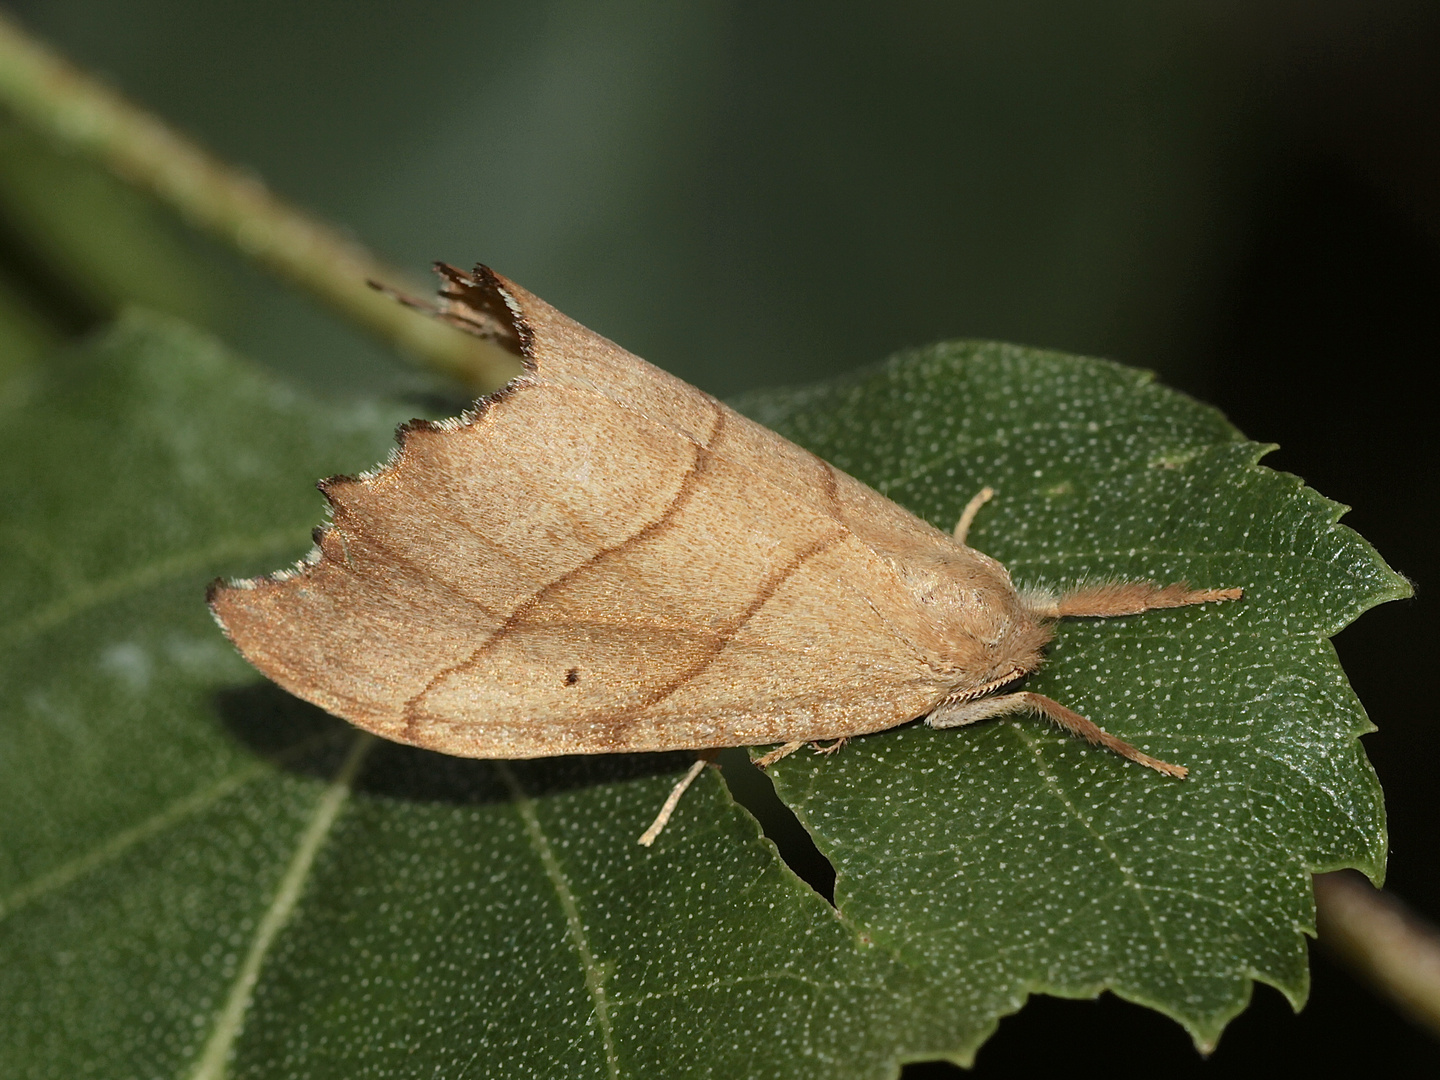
[{"left": 0, "top": 314, "right": 1405, "bottom": 1078}]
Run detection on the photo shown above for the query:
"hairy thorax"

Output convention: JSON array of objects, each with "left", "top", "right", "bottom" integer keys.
[{"left": 892, "top": 545, "right": 1053, "bottom": 699}]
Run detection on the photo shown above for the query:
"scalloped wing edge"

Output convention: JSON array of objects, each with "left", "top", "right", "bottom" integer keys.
[{"left": 206, "top": 264, "right": 538, "bottom": 608}]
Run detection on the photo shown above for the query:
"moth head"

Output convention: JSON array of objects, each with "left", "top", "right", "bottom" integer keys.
[{"left": 897, "top": 548, "right": 1053, "bottom": 685}]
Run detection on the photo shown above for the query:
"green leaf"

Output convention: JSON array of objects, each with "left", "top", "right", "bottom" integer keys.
[
  {"left": 0, "top": 314, "right": 1406, "bottom": 1077},
  {"left": 735, "top": 347, "right": 1407, "bottom": 1046}
]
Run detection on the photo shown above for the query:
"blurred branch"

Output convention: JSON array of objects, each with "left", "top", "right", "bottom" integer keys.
[
  {"left": 0, "top": 10, "right": 522, "bottom": 394},
  {"left": 1315, "top": 871, "right": 1440, "bottom": 1040}
]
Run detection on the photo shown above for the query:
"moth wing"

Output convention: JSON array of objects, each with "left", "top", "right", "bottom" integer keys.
[
  {"left": 503, "top": 272, "right": 969, "bottom": 570},
  {"left": 211, "top": 386, "right": 953, "bottom": 758},
  {"left": 210, "top": 267, "right": 961, "bottom": 757}
]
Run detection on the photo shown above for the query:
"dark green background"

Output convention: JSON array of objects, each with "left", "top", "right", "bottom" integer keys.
[{"left": 1, "top": 2, "right": 1436, "bottom": 1074}]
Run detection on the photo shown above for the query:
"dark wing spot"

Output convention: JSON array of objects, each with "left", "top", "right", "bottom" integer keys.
[{"left": 565, "top": 668, "right": 580, "bottom": 686}]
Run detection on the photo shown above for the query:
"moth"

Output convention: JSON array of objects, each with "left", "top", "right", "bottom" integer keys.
[{"left": 209, "top": 264, "right": 1240, "bottom": 844}]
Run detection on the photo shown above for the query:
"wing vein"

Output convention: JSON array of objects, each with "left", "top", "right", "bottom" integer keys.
[{"left": 401, "top": 404, "right": 726, "bottom": 735}]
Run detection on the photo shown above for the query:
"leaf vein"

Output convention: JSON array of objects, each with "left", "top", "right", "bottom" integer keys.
[
  {"left": 1010, "top": 725, "right": 1178, "bottom": 971},
  {"left": 2, "top": 528, "right": 305, "bottom": 649},
  {"left": 612, "top": 969, "right": 879, "bottom": 1006},
  {"left": 496, "top": 764, "right": 620, "bottom": 1080},
  {"left": 0, "top": 760, "right": 270, "bottom": 921},
  {"left": 188, "top": 733, "right": 372, "bottom": 1080},
  {"left": 871, "top": 414, "right": 1226, "bottom": 493}
]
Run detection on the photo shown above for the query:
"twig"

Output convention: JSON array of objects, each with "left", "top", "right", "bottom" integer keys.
[
  {"left": 0, "top": 11, "right": 523, "bottom": 394},
  {"left": 1315, "top": 870, "right": 1440, "bottom": 1039}
]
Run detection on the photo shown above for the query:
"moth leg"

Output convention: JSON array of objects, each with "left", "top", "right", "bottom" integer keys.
[
  {"left": 928, "top": 691, "right": 1187, "bottom": 779},
  {"left": 638, "top": 750, "right": 719, "bottom": 847},
  {"left": 753, "top": 741, "right": 805, "bottom": 769},
  {"left": 952, "top": 486, "right": 995, "bottom": 546},
  {"left": 811, "top": 737, "right": 849, "bottom": 756},
  {"left": 1027, "top": 581, "right": 1243, "bottom": 619}
]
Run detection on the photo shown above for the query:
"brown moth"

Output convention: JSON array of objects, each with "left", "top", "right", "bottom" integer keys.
[{"left": 208, "top": 264, "right": 1240, "bottom": 845}]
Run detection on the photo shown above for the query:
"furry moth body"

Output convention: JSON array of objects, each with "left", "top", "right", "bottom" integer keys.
[{"left": 208, "top": 264, "right": 1240, "bottom": 844}]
